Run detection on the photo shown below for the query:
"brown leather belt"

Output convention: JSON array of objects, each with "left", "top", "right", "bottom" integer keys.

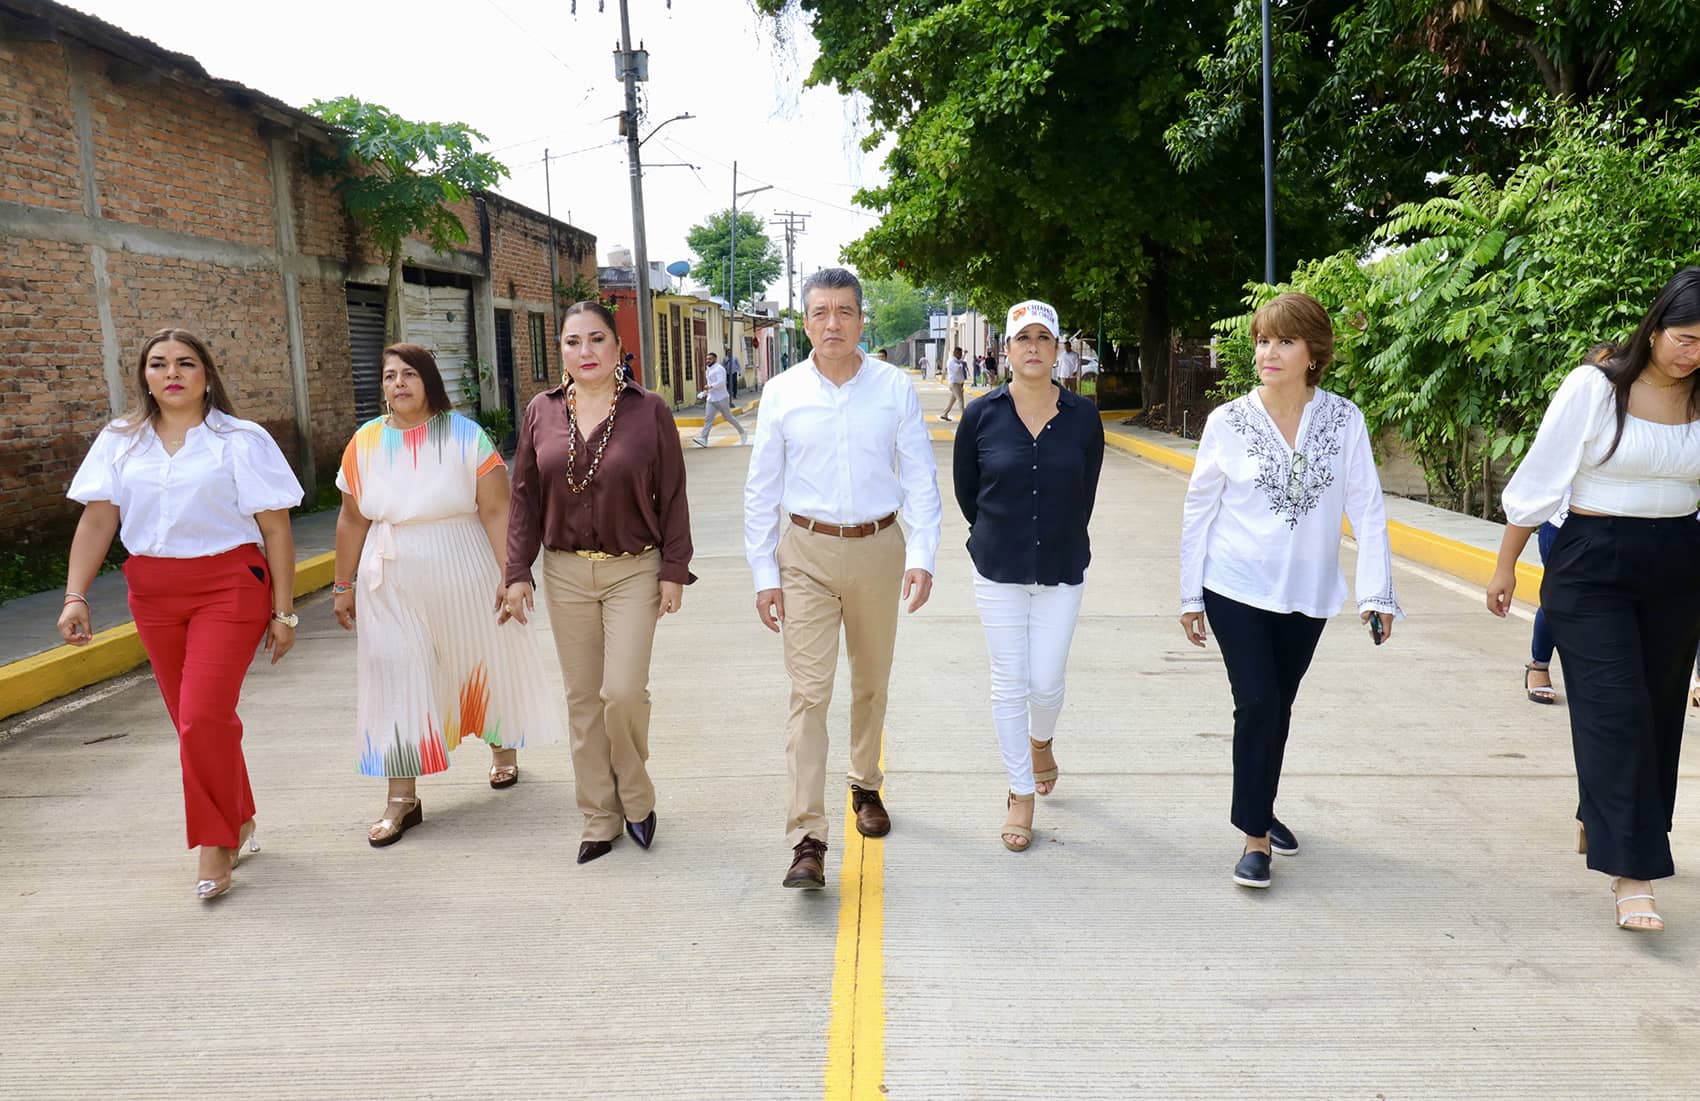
[{"left": 790, "top": 512, "right": 898, "bottom": 538}]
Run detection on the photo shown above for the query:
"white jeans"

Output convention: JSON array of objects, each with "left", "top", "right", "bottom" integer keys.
[{"left": 971, "top": 567, "right": 1086, "bottom": 795}]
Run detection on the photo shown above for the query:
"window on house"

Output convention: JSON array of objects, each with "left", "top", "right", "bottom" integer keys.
[
  {"left": 658, "top": 310, "right": 672, "bottom": 388},
  {"left": 529, "top": 312, "right": 549, "bottom": 381}
]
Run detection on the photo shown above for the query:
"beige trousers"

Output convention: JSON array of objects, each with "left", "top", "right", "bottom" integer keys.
[
  {"left": 541, "top": 548, "right": 661, "bottom": 842},
  {"left": 778, "top": 521, "right": 904, "bottom": 847}
]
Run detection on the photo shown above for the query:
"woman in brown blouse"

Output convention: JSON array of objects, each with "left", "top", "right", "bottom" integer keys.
[{"left": 503, "top": 300, "right": 694, "bottom": 864}]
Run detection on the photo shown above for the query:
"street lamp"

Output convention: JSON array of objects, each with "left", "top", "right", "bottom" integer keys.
[{"left": 1261, "top": 0, "right": 1276, "bottom": 283}]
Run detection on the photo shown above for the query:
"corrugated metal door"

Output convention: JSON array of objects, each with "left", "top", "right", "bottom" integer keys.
[
  {"left": 403, "top": 284, "right": 476, "bottom": 414},
  {"left": 346, "top": 286, "right": 387, "bottom": 425}
]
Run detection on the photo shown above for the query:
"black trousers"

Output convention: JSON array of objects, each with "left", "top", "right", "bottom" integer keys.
[
  {"left": 1542, "top": 514, "right": 1700, "bottom": 880},
  {"left": 1203, "top": 589, "right": 1328, "bottom": 837}
]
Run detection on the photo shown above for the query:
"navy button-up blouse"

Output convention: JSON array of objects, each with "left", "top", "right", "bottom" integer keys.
[{"left": 952, "top": 383, "right": 1105, "bottom": 585}]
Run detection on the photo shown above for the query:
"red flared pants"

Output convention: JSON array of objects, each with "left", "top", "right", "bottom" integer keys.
[{"left": 125, "top": 545, "right": 272, "bottom": 849}]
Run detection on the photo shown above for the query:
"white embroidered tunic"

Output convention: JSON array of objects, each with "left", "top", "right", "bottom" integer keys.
[
  {"left": 1501, "top": 364, "right": 1700, "bottom": 526},
  {"left": 1179, "top": 388, "right": 1403, "bottom": 619}
]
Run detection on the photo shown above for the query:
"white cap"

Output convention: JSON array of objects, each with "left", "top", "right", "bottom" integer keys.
[{"left": 1005, "top": 300, "right": 1059, "bottom": 340}]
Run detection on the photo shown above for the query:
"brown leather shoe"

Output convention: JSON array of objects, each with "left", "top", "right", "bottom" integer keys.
[
  {"left": 783, "top": 838, "right": 827, "bottom": 889},
  {"left": 851, "top": 786, "right": 891, "bottom": 838}
]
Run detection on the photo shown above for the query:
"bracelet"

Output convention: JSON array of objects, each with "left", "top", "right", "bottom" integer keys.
[
  {"left": 332, "top": 580, "right": 355, "bottom": 594},
  {"left": 64, "top": 593, "right": 89, "bottom": 608}
]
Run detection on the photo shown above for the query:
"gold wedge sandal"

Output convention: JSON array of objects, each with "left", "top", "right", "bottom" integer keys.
[
  {"left": 1002, "top": 792, "right": 1035, "bottom": 852},
  {"left": 1029, "top": 738, "right": 1059, "bottom": 796}
]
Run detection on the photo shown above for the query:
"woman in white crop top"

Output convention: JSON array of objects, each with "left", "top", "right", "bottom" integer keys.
[
  {"left": 1490, "top": 267, "right": 1700, "bottom": 932},
  {"left": 59, "top": 329, "right": 304, "bottom": 903}
]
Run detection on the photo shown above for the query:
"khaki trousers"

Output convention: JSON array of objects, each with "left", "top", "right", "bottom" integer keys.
[
  {"left": 778, "top": 521, "right": 904, "bottom": 847},
  {"left": 542, "top": 548, "right": 661, "bottom": 841}
]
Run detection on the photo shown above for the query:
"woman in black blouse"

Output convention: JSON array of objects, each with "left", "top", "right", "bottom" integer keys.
[{"left": 953, "top": 299, "right": 1105, "bottom": 851}]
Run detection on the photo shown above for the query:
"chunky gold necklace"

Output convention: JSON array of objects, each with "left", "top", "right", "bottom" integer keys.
[{"left": 564, "top": 375, "right": 625, "bottom": 494}]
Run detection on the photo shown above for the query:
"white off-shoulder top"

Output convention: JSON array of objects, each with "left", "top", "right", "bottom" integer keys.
[{"left": 1501, "top": 364, "right": 1700, "bottom": 527}]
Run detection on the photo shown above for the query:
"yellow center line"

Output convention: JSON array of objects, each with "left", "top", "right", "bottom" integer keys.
[{"left": 824, "top": 748, "right": 886, "bottom": 1100}]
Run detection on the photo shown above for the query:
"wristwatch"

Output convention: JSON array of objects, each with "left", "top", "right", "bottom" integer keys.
[{"left": 271, "top": 611, "right": 300, "bottom": 628}]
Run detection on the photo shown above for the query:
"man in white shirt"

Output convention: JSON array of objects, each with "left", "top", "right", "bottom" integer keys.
[
  {"left": 692, "top": 352, "right": 748, "bottom": 447},
  {"left": 1057, "top": 339, "right": 1081, "bottom": 392},
  {"left": 941, "top": 346, "right": 968, "bottom": 421},
  {"left": 744, "top": 267, "right": 942, "bottom": 890}
]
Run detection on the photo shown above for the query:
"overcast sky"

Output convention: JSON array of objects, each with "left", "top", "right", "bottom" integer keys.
[{"left": 64, "top": 0, "right": 886, "bottom": 303}]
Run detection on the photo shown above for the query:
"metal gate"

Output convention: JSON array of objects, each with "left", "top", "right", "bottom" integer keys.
[{"left": 346, "top": 286, "right": 387, "bottom": 425}]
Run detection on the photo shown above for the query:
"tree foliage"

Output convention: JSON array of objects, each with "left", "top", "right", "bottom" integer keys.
[
  {"left": 1214, "top": 103, "right": 1700, "bottom": 514},
  {"left": 1170, "top": 0, "right": 1700, "bottom": 232},
  {"left": 685, "top": 209, "right": 784, "bottom": 308},
  {"left": 862, "top": 275, "right": 933, "bottom": 350},
  {"left": 306, "top": 97, "right": 508, "bottom": 342},
  {"left": 756, "top": 0, "right": 1311, "bottom": 401}
]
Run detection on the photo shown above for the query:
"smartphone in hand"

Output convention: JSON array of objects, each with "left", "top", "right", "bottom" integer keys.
[{"left": 1368, "top": 611, "right": 1385, "bottom": 646}]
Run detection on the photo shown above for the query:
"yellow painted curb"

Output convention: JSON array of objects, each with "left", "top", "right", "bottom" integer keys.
[
  {"left": 824, "top": 757, "right": 885, "bottom": 1100},
  {"left": 0, "top": 548, "right": 341, "bottom": 722},
  {"left": 1100, "top": 430, "right": 1545, "bottom": 597}
]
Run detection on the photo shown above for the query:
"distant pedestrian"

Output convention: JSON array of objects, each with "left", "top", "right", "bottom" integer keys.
[
  {"left": 1058, "top": 339, "right": 1081, "bottom": 393},
  {"left": 692, "top": 352, "right": 748, "bottom": 447},
  {"left": 1489, "top": 267, "right": 1700, "bottom": 932},
  {"left": 724, "top": 346, "right": 742, "bottom": 401},
  {"left": 505, "top": 301, "right": 694, "bottom": 865},
  {"left": 942, "top": 346, "right": 968, "bottom": 421},
  {"left": 332, "top": 343, "right": 560, "bottom": 850},
  {"left": 954, "top": 300, "right": 1103, "bottom": 851},
  {"left": 1179, "top": 292, "right": 1402, "bottom": 891},
  {"left": 59, "top": 328, "right": 304, "bottom": 902},
  {"left": 745, "top": 268, "right": 942, "bottom": 890}
]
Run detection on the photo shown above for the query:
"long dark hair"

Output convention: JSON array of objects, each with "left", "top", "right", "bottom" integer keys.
[
  {"left": 381, "top": 343, "right": 454, "bottom": 416},
  {"left": 118, "top": 328, "right": 238, "bottom": 433},
  {"left": 1599, "top": 266, "right": 1700, "bottom": 460}
]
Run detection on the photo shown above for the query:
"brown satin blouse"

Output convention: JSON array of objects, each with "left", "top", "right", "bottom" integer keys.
[{"left": 505, "top": 382, "right": 694, "bottom": 587}]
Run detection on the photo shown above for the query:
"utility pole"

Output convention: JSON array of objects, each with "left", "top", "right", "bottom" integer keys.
[
  {"left": 1261, "top": 0, "right": 1276, "bottom": 283},
  {"left": 771, "top": 210, "right": 809, "bottom": 364},
  {"left": 615, "top": 0, "right": 655, "bottom": 380},
  {"left": 543, "top": 148, "right": 560, "bottom": 362}
]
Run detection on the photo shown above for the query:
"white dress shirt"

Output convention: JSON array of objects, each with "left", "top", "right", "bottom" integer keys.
[
  {"left": 67, "top": 409, "right": 305, "bottom": 558},
  {"left": 1057, "top": 351, "right": 1081, "bottom": 379},
  {"left": 703, "top": 363, "right": 729, "bottom": 404},
  {"left": 744, "top": 352, "right": 943, "bottom": 591},
  {"left": 1502, "top": 364, "right": 1700, "bottom": 526},
  {"left": 946, "top": 357, "right": 967, "bottom": 385},
  {"left": 1179, "top": 388, "right": 1402, "bottom": 619}
]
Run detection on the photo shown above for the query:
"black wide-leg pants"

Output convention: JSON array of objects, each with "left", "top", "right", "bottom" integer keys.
[
  {"left": 1203, "top": 589, "right": 1328, "bottom": 838},
  {"left": 1542, "top": 514, "right": 1700, "bottom": 881}
]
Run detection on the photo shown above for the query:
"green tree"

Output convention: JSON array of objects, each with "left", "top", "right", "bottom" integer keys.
[
  {"left": 863, "top": 275, "right": 932, "bottom": 349},
  {"left": 685, "top": 210, "right": 784, "bottom": 308},
  {"left": 306, "top": 97, "right": 508, "bottom": 342},
  {"left": 1170, "top": 0, "right": 1700, "bottom": 233},
  {"left": 756, "top": 0, "right": 1304, "bottom": 405}
]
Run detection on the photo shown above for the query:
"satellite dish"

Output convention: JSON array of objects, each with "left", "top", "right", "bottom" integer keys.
[{"left": 665, "top": 261, "right": 691, "bottom": 277}]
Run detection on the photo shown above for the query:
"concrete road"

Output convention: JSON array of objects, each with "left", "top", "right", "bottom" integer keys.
[{"left": 2, "top": 415, "right": 1697, "bottom": 1099}]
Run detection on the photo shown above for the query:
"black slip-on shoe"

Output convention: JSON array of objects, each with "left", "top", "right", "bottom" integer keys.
[
  {"left": 626, "top": 811, "right": 657, "bottom": 850},
  {"left": 1268, "top": 818, "right": 1299, "bottom": 856},
  {"left": 577, "top": 839, "right": 615, "bottom": 864},
  {"left": 1233, "top": 849, "right": 1272, "bottom": 889}
]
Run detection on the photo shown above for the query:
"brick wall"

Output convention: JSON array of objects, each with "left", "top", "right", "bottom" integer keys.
[{"left": 0, "top": 16, "right": 593, "bottom": 546}]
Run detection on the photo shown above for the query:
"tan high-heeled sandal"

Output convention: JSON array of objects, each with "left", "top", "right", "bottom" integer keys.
[
  {"left": 1002, "top": 792, "right": 1034, "bottom": 852},
  {"left": 368, "top": 795, "right": 423, "bottom": 848},
  {"left": 1575, "top": 820, "right": 1587, "bottom": 854},
  {"left": 1029, "top": 738, "right": 1059, "bottom": 796},
  {"left": 489, "top": 748, "right": 519, "bottom": 789}
]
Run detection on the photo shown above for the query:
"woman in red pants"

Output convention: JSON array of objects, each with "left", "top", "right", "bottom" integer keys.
[{"left": 57, "top": 329, "right": 304, "bottom": 902}]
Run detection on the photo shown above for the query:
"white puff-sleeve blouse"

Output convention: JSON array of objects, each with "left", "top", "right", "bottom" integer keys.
[
  {"left": 1501, "top": 363, "right": 1700, "bottom": 526},
  {"left": 67, "top": 409, "right": 305, "bottom": 558},
  {"left": 1179, "top": 388, "right": 1403, "bottom": 620}
]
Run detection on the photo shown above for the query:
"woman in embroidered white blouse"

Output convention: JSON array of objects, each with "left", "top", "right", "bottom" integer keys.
[
  {"left": 1489, "top": 267, "right": 1700, "bottom": 933},
  {"left": 1179, "top": 293, "right": 1402, "bottom": 891},
  {"left": 58, "top": 329, "right": 304, "bottom": 903}
]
